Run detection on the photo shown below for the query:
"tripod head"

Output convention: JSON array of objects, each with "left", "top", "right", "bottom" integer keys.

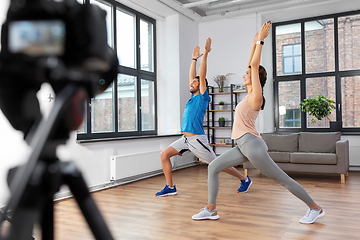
[{"left": 0, "top": 0, "right": 118, "bottom": 138}]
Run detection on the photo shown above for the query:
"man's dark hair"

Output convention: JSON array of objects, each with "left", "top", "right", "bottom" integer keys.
[{"left": 195, "top": 76, "right": 208, "bottom": 87}]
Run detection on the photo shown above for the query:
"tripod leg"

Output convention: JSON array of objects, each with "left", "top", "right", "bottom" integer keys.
[
  {"left": 7, "top": 208, "right": 37, "bottom": 240},
  {"left": 41, "top": 196, "right": 54, "bottom": 240},
  {"left": 1, "top": 209, "right": 35, "bottom": 240},
  {"left": 62, "top": 162, "right": 114, "bottom": 240}
]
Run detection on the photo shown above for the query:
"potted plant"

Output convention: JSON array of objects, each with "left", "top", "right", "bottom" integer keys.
[
  {"left": 219, "top": 101, "right": 225, "bottom": 110},
  {"left": 213, "top": 73, "right": 234, "bottom": 92},
  {"left": 218, "top": 117, "right": 226, "bottom": 127},
  {"left": 299, "top": 95, "right": 339, "bottom": 130}
]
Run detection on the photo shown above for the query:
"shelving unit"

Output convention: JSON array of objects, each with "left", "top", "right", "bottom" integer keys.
[{"left": 204, "top": 84, "right": 247, "bottom": 155}]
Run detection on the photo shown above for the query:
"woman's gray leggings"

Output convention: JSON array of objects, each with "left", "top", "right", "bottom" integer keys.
[{"left": 208, "top": 133, "right": 314, "bottom": 206}]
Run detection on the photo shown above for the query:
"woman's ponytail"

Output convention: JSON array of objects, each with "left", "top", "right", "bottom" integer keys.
[{"left": 259, "top": 65, "right": 267, "bottom": 110}]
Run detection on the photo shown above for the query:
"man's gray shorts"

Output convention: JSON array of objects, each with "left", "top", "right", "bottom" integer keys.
[{"left": 169, "top": 135, "right": 216, "bottom": 164}]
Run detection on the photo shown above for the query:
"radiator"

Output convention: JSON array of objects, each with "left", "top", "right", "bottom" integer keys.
[
  {"left": 349, "top": 146, "right": 360, "bottom": 167},
  {"left": 110, "top": 150, "right": 162, "bottom": 181}
]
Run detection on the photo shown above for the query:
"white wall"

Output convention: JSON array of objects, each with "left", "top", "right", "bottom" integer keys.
[
  {"left": 179, "top": 15, "right": 199, "bottom": 121},
  {"left": 157, "top": 15, "right": 181, "bottom": 135},
  {"left": 199, "top": 15, "right": 258, "bottom": 87},
  {"left": 157, "top": 14, "right": 199, "bottom": 134}
]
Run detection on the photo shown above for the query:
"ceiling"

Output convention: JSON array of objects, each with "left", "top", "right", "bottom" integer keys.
[{"left": 154, "top": 0, "right": 335, "bottom": 21}]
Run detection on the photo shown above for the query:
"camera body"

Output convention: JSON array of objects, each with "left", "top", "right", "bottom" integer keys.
[{"left": 0, "top": 0, "right": 118, "bottom": 135}]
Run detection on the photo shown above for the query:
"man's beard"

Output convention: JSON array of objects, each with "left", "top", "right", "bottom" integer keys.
[{"left": 190, "top": 87, "right": 198, "bottom": 93}]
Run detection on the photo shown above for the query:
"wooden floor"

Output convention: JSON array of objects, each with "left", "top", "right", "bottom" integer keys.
[{"left": 37, "top": 165, "right": 360, "bottom": 239}]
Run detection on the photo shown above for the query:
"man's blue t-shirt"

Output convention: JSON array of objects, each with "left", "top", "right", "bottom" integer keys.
[{"left": 181, "top": 89, "right": 211, "bottom": 135}]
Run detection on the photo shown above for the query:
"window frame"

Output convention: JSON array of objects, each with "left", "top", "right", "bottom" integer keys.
[
  {"left": 273, "top": 9, "right": 360, "bottom": 134},
  {"left": 77, "top": 0, "right": 157, "bottom": 141}
]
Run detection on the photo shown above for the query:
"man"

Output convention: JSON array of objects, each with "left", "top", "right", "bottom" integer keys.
[{"left": 155, "top": 38, "right": 252, "bottom": 197}]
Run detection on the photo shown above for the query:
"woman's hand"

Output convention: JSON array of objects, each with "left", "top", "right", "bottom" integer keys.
[
  {"left": 258, "top": 21, "right": 271, "bottom": 41},
  {"left": 253, "top": 32, "right": 259, "bottom": 44},
  {"left": 192, "top": 46, "right": 203, "bottom": 60},
  {"left": 204, "top": 37, "right": 212, "bottom": 54}
]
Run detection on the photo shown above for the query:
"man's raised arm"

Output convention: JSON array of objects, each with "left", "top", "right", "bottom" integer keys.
[
  {"left": 189, "top": 46, "right": 203, "bottom": 85},
  {"left": 199, "top": 38, "right": 211, "bottom": 95}
]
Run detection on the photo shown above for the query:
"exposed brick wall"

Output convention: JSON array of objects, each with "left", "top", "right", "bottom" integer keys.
[
  {"left": 339, "top": 15, "right": 360, "bottom": 70},
  {"left": 342, "top": 76, "right": 360, "bottom": 127},
  {"left": 92, "top": 98, "right": 114, "bottom": 132},
  {"left": 119, "top": 98, "right": 137, "bottom": 131}
]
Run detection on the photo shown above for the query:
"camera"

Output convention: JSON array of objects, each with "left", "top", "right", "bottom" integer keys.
[
  {"left": 0, "top": 1, "right": 118, "bottom": 239},
  {"left": 0, "top": 0, "right": 118, "bottom": 135}
]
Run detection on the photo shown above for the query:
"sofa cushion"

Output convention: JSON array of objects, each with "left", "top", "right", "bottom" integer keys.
[
  {"left": 299, "top": 132, "right": 341, "bottom": 153},
  {"left": 290, "top": 152, "right": 337, "bottom": 164},
  {"left": 261, "top": 133, "right": 298, "bottom": 152},
  {"left": 269, "top": 152, "right": 290, "bottom": 163}
]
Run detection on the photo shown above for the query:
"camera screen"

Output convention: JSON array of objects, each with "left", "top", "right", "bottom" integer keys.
[{"left": 8, "top": 20, "right": 65, "bottom": 56}]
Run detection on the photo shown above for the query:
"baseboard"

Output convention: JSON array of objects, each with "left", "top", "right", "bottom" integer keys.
[
  {"left": 54, "top": 162, "right": 199, "bottom": 201},
  {"left": 349, "top": 166, "right": 360, "bottom": 171}
]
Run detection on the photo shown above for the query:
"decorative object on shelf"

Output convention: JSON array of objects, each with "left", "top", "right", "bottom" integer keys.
[
  {"left": 212, "top": 73, "right": 234, "bottom": 92},
  {"left": 218, "top": 117, "right": 225, "bottom": 127},
  {"left": 219, "top": 101, "right": 225, "bottom": 110},
  {"left": 234, "top": 84, "right": 246, "bottom": 91},
  {"left": 299, "top": 95, "right": 336, "bottom": 124}
]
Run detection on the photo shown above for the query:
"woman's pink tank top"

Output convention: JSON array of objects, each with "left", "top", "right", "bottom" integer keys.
[{"left": 231, "top": 95, "right": 261, "bottom": 140}]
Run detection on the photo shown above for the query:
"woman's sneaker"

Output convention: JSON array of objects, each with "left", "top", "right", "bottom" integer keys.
[
  {"left": 192, "top": 207, "right": 219, "bottom": 220},
  {"left": 237, "top": 176, "right": 252, "bottom": 193},
  {"left": 299, "top": 207, "right": 325, "bottom": 224},
  {"left": 155, "top": 185, "right": 177, "bottom": 197}
]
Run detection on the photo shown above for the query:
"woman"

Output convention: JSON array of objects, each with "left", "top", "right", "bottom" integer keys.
[{"left": 192, "top": 21, "right": 325, "bottom": 224}]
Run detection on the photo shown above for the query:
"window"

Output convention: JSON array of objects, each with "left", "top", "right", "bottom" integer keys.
[
  {"left": 118, "top": 74, "right": 137, "bottom": 132},
  {"left": 274, "top": 10, "right": 360, "bottom": 133},
  {"left": 91, "top": 85, "right": 114, "bottom": 133},
  {"left": 77, "top": 0, "right": 157, "bottom": 141},
  {"left": 341, "top": 76, "right": 360, "bottom": 127},
  {"left": 276, "top": 23, "right": 301, "bottom": 76},
  {"left": 284, "top": 109, "right": 301, "bottom": 127},
  {"left": 278, "top": 81, "right": 301, "bottom": 128},
  {"left": 140, "top": 19, "right": 154, "bottom": 72},
  {"left": 339, "top": 15, "right": 360, "bottom": 71},
  {"left": 305, "top": 19, "right": 334, "bottom": 73},
  {"left": 116, "top": 8, "right": 136, "bottom": 69},
  {"left": 305, "top": 76, "right": 336, "bottom": 128},
  {"left": 283, "top": 44, "right": 301, "bottom": 74},
  {"left": 140, "top": 79, "right": 155, "bottom": 131}
]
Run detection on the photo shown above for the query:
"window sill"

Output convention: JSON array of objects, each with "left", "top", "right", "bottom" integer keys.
[{"left": 76, "top": 134, "right": 182, "bottom": 144}]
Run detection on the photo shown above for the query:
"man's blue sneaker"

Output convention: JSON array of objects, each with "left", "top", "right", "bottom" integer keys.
[
  {"left": 155, "top": 185, "right": 177, "bottom": 197},
  {"left": 237, "top": 176, "right": 252, "bottom": 193}
]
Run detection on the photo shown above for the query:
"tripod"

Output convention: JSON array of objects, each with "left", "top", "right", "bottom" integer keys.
[{"left": 0, "top": 84, "right": 114, "bottom": 240}]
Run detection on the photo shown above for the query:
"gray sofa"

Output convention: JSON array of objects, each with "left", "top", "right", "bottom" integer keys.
[{"left": 243, "top": 132, "right": 349, "bottom": 183}]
